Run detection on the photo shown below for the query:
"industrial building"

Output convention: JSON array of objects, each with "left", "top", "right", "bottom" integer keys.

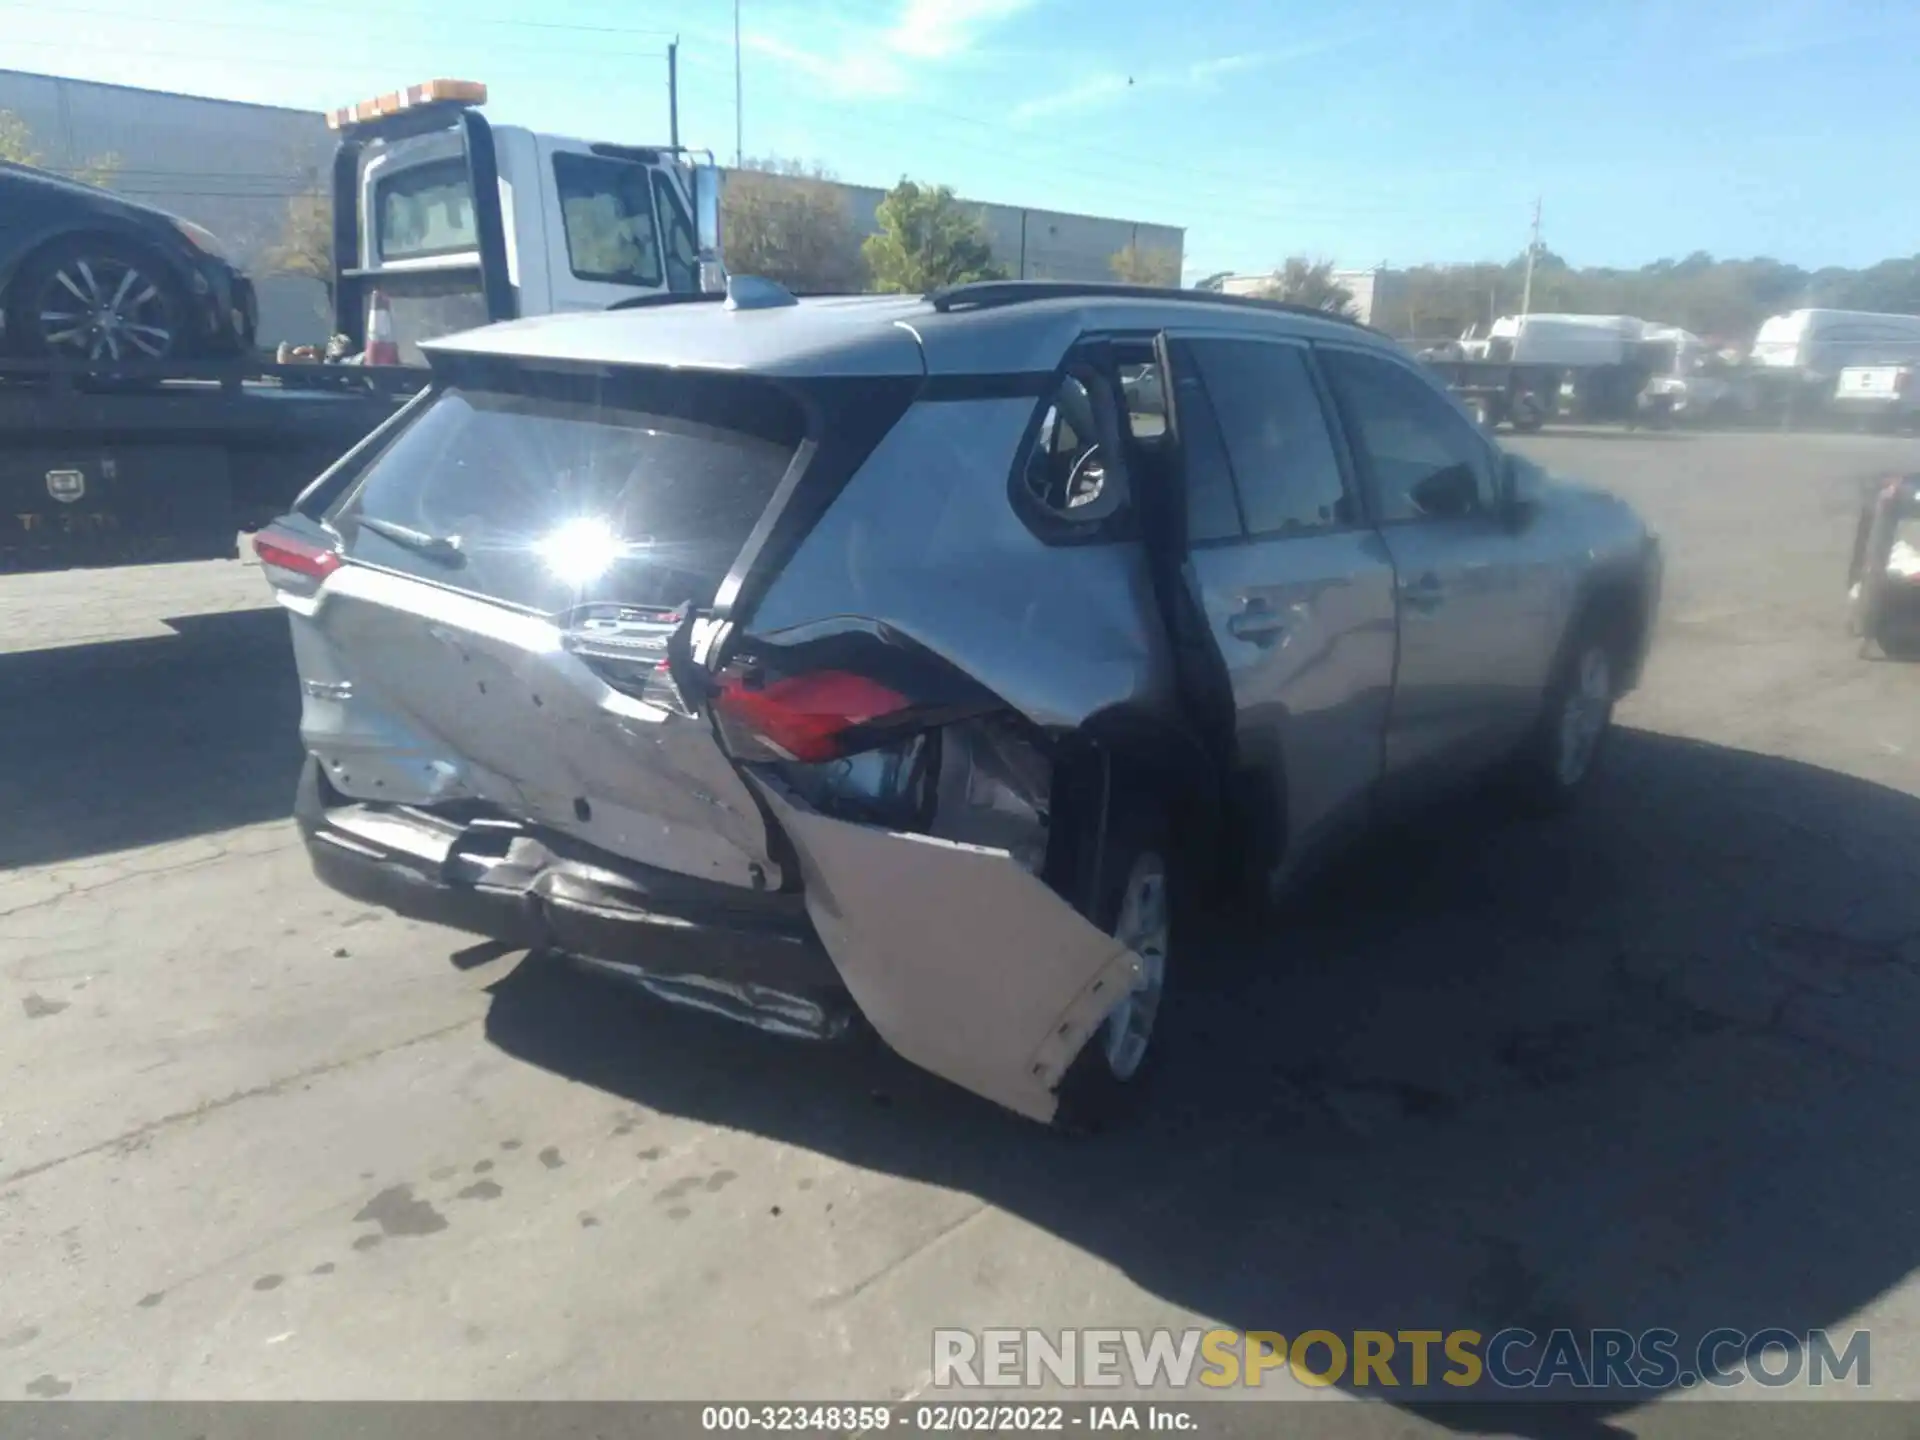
[
  {"left": 1, "top": 69, "right": 1185, "bottom": 347},
  {"left": 1220, "top": 267, "right": 1410, "bottom": 331}
]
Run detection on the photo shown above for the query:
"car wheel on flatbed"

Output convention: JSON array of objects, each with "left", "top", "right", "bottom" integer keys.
[{"left": 8, "top": 236, "right": 187, "bottom": 363}]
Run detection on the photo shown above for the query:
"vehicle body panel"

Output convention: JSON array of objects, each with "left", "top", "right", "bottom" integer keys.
[
  {"left": 1185, "top": 527, "right": 1397, "bottom": 858},
  {"left": 744, "top": 396, "right": 1180, "bottom": 731},
  {"left": 288, "top": 563, "right": 784, "bottom": 890},
  {"left": 752, "top": 776, "right": 1139, "bottom": 1124}
]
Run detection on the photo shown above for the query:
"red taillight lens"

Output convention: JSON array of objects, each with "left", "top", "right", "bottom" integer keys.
[
  {"left": 714, "top": 670, "right": 911, "bottom": 763},
  {"left": 254, "top": 529, "right": 342, "bottom": 580}
]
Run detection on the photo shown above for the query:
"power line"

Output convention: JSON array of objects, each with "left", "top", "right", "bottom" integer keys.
[
  {"left": 0, "top": 34, "right": 671, "bottom": 79},
  {"left": 0, "top": 0, "right": 677, "bottom": 38}
]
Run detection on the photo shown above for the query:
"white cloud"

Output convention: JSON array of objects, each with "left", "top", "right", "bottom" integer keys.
[
  {"left": 1010, "top": 34, "right": 1374, "bottom": 123},
  {"left": 887, "top": 0, "right": 1037, "bottom": 59},
  {"left": 742, "top": 0, "right": 1039, "bottom": 100}
]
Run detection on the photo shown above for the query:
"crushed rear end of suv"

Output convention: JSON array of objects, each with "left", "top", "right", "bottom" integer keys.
[{"left": 259, "top": 285, "right": 1200, "bottom": 1126}]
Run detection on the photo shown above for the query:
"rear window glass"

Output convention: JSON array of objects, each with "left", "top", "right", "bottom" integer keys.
[
  {"left": 332, "top": 375, "right": 803, "bottom": 613},
  {"left": 376, "top": 159, "right": 477, "bottom": 261}
]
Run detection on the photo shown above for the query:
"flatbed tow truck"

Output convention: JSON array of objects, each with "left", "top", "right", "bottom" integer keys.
[{"left": 1, "top": 80, "right": 722, "bottom": 575}]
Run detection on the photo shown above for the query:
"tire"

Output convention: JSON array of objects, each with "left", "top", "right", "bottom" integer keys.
[
  {"left": 1053, "top": 795, "right": 1176, "bottom": 1131},
  {"left": 1507, "top": 622, "right": 1617, "bottom": 814},
  {"left": 6, "top": 236, "right": 189, "bottom": 363}
]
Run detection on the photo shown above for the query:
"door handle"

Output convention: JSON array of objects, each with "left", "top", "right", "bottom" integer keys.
[
  {"left": 1227, "top": 598, "right": 1288, "bottom": 646},
  {"left": 1401, "top": 573, "right": 1445, "bottom": 614}
]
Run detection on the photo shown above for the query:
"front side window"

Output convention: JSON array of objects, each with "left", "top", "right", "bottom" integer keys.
[
  {"left": 376, "top": 160, "right": 477, "bottom": 261},
  {"left": 1319, "top": 347, "right": 1498, "bottom": 522},
  {"left": 553, "top": 153, "right": 663, "bottom": 287}
]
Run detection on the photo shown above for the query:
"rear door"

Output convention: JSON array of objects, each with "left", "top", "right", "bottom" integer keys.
[
  {"left": 1158, "top": 333, "right": 1397, "bottom": 869},
  {"left": 299, "top": 367, "right": 810, "bottom": 889},
  {"left": 1316, "top": 344, "right": 1555, "bottom": 794},
  {"left": 534, "top": 139, "right": 694, "bottom": 311}
]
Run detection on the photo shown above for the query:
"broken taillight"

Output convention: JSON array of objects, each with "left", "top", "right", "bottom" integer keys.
[
  {"left": 254, "top": 528, "right": 342, "bottom": 581},
  {"left": 713, "top": 670, "right": 912, "bottom": 763}
]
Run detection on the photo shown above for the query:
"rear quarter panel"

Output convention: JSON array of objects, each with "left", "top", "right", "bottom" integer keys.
[{"left": 742, "top": 395, "right": 1180, "bottom": 730}]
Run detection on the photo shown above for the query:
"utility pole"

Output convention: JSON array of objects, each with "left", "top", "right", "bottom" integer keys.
[
  {"left": 668, "top": 37, "right": 680, "bottom": 150},
  {"left": 1520, "top": 196, "right": 1542, "bottom": 316},
  {"left": 733, "top": 0, "right": 744, "bottom": 167}
]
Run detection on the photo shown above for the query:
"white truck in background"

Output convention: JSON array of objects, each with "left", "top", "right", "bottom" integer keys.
[
  {"left": 1749, "top": 308, "right": 1920, "bottom": 427},
  {"left": 321, "top": 80, "right": 727, "bottom": 364},
  {"left": 1421, "top": 313, "right": 1668, "bottom": 429},
  {"left": 3, "top": 79, "right": 731, "bottom": 575}
]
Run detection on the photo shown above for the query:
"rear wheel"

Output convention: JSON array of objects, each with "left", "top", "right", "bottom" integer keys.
[
  {"left": 1054, "top": 796, "right": 1175, "bottom": 1130},
  {"left": 7, "top": 237, "right": 187, "bottom": 362}
]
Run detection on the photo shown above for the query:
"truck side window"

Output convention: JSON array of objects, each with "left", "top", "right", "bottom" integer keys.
[
  {"left": 652, "top": 172, "right": 700, "bottom": 294},
  {"left": 1319, "top": 347, "right": 1497, "bottom": 523},
  {"left": 552, "top": 153, "right": 663, "bottom": 288},
  {"left": 1183, "top": 338, "right": 1352, "bottom": 535}
]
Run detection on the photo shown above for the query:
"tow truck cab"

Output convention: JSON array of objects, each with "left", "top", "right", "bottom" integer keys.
[{"left": 327, "top": 80, "right": 726, "bottom": 363}]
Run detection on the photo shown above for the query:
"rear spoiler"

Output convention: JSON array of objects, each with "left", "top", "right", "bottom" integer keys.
[{"left": 329, "top": 105, "right": 517, "bottom": 349}]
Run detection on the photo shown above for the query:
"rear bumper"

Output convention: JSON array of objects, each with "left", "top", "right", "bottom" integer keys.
[
  {"left": 295, "top": 755, "right": 852, "bottom": 1032},
  {"left": 1831, "top": 395, "right": 1915, "bottom": 419}
]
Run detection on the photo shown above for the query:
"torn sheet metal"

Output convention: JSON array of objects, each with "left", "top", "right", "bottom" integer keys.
[{"left": 751, "top": 774, "right": 1140, "bottom": 1124}]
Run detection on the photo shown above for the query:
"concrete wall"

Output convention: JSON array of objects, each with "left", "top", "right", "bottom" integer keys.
[{"left": 0, "top": 69, "right": 335, "bottom": 345}]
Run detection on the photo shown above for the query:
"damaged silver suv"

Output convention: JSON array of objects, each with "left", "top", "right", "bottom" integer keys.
[{"left": 257, "top": 279, "right": 1662, "bottom": 1128}]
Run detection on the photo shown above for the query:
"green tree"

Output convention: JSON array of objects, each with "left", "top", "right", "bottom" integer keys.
[
  {"left": 721, "top": 159, "right": 866, "bottom": 293},
  {"left": 1260, "top": 257, "right": 1358, "bottom": 317},
  {"left": 1109, "top": 241, "right": 1180, "bottom": 287},
  {"left": 0, "top": 109, "right": 120, "bottom": 186},
  {"left": 861, "top": 179, "right": 1005, "bottom": 294},
  {"left": 266, "top": 191, "right": 335, "bottom": 298}
]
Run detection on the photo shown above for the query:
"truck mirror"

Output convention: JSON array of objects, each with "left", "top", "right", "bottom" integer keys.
[{"left": 693, "top": 165, "right": 725, "bottom": 293}]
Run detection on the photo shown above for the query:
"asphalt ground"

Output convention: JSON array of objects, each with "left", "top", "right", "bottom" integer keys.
[{"left": 2, "top": 427, "right": 1919, "bottom": 1433}]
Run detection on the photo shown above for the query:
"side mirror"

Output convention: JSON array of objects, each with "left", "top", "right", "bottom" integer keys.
[{"left": 692, "top": 164, "right": 725, "bottom": 293}]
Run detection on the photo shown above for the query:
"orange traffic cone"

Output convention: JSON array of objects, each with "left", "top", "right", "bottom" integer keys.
[{"left": 364, "top": 289, "right": 400, "bottom": 366}]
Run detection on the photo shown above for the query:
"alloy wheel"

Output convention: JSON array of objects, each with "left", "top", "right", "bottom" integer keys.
[
  {"left": 37, "top": 257, "right": 175, "bottom": 361},
  {"left": 1101, "top": 851, "right": 1170, "bottom": 1081},
  {"left": 1556, "top": 646, "right": 1613, "bottom": 787}
]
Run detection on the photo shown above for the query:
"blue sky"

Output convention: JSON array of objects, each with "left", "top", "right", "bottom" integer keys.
[{"left": 6, "top": 0, "right": 1919, "bottom": 279}]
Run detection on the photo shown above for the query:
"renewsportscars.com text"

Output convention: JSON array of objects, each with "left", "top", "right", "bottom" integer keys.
[{"left": 932, "top": 1327, "right": 1871, "bottom": 1392}]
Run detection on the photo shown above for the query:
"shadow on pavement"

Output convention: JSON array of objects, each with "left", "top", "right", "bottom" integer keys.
[
  {"left": 483, "top": 727, "right": 1920, "bottom": 1435},
  {"left": 0, "top": 606, "right": 297, "bottom": 869}
]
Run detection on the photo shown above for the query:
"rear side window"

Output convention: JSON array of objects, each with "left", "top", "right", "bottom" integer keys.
[
  {"left": 376, "top": 160, "right": 478, "bottom": 261},
  {"left": 1164, "top": 359, "right": 1243, "bottom": 543},
  {"left": 553, "top": 153, "right": 663, "bottom": 287},
  {"left": 1184, "top": 338, "right": 1353, "bottom": 535},
  {"left": 332, "top": 374, "right": 803, "bottom": 612}
]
